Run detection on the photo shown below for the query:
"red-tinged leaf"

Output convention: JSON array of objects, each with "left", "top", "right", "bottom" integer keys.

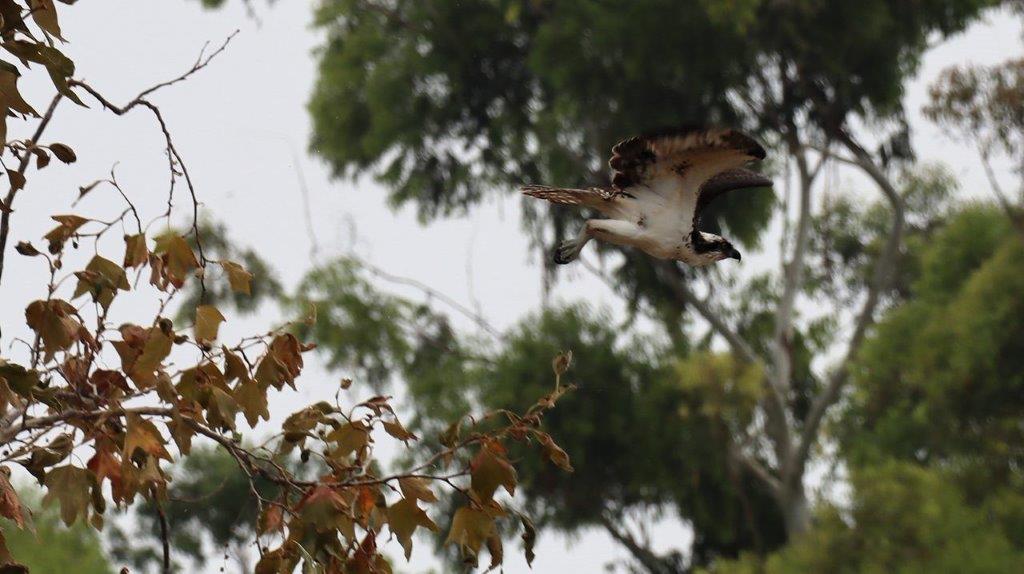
[
  {"left": 219, "top": 260, "right": 252, "bottom": 295},
  {"left": 123, "top": 413, "right": 171, "bottom": 460},
  {"left": 42, "top": 465, "right": 93, "bottom": 526},
  {"left": 194, "top": 305, "right": 225, "bottom": 343},
  {"left": 0, "top": 468, "right": 28, "bottom": 529},
  {"left": 387, "top": 497, "right": 438, "bottom": 560},
  {"left": 257, "top": 504, "right": 284, "bottom": 535},
  {"left": 537, "top": 432, "right": 574, "bottom": 472},
  {"left": 0, "top": 529, "right": 29, "bottom": 573},
  {"left": 86, "top": 447, "right": 123, "bottom": 499},
  {"left": 398, "top": 477, "right": 438, "bottom": 503},
  {"left": 470, "top": 443, "right": 517, "bottom": 501},
  {"left": 296, "top": 484, "right": 348, "bottom": 532}
]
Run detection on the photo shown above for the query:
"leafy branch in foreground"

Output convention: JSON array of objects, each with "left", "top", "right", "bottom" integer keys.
[{"left": 0, "top": 3, "right": 572, "bottom": 572}]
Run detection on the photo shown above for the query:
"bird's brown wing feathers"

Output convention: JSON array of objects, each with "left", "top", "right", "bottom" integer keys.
[
  {"left": 608, "top": 127, "right": 766, "bottom": 200},
  {"left": 695, "top": 168, "right": 773, "bottom": 216}
]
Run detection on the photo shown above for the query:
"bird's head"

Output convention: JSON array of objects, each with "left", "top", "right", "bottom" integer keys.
[{"left": 697, "top": 232, "right": 741, "bottom": 263}]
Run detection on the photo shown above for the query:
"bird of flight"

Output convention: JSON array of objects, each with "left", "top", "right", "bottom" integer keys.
[{"left": 523, "top": 126, "right": 772, "bottom": 267}]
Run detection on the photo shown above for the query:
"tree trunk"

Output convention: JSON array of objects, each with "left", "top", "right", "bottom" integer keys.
[{"left": 781, "top": 482, "right": 811, "bottom": 538}]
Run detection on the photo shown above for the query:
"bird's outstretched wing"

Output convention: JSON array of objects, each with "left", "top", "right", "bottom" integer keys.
[
  {"left": 608, "top": 127, "right": 766, "bottom": 202},
  {"left": 695, "top": 168, "right": 773, "bottom": 217}
]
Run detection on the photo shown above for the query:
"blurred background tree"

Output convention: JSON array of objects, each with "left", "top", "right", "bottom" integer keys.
[{"left": 160, "top": 0, "right": 1024, "bottom": 572}]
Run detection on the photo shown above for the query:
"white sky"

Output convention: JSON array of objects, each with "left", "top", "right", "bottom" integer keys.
[{"left": 0, "top": 2, "right": 1020, "bottom": 572}]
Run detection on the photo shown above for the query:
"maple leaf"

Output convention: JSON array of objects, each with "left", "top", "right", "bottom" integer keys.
[
  {"left": 387, "top": 497, "right": 438, "bottom": 560},
  {"left": 470, "top": 442, "right": 517, "bottom": 501},
  {"left": 219, "top": 260, "right": 253, "bottom": 294},
  {"left": 195, "top": 305, "right": 226, "bottom": 343},
  {"left": 445, "top": 506, "right": 497, "bottom": 565},
  {"left": 0, "top": 469, "right": 28, "bottom": 529},
  {"left": 398, "top": 477, "right": 438, "bottom": 503},
  {"left": 123, "top": 413, "right": 171, "bottom": 460},
  {"left": 42, "top": 465, "right": 93, "bottom": 526},
  {"left": 123, "top": 233, "right": 149, "bottom": 268}
]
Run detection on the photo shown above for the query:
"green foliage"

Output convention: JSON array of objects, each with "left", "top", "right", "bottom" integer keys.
[
  {"left": 4, "top": 498, "right": 113, "bottom": 574},
  {"left": 708, "top": 462, "right": 1024, "bottom": 574}
]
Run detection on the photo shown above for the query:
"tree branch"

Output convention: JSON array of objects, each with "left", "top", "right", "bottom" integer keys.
[
  {"left": 598, "top": 514, "right": 676, "bottom": 574},
  {"left": 796, "top": 130, "right": 906, "bottom": 476},
  {"left": 0, "top": 94, "right": 63, "bottom": 284}
]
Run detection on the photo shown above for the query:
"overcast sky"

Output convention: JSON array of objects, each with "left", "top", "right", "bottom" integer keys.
[{"left": 1, "top": 2, "right": 1021, "bottom": 572}]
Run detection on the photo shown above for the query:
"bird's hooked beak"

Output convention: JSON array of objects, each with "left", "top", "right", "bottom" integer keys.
[{"left": 727, "top": 247, "right": 741, "bottom": 261}]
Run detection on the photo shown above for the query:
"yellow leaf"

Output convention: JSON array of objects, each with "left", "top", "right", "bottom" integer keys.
[
  {"left": 387, "top": 497, "right": 438, "bottom": 560},
  {"left": 42, "top": 465, "right": 92, "bottom": 526},
  {"left": 398, "top": 477, "right": 438, "bottom": 503},
  {"left": 445, "top": 507, "right": 496, "bottom": 564},
  {"left": 219, "top": 260, "right": 252, "bottom": 295},
  {"left": 123, "top": 234, "right": 148, "bottom": 268},
  {"left": 195, "top": 305, "right": 226, "bottom": 343},
  {"left": 234, "top": 380, "right": 269, "bottom": 428},
  {"left": 153, "top": 233, "right": 199, "bottom": 288},
  {"left": 72, "top": 255, "right": 129, "bottom": 311},
  {"left": 123, "top": 413, "right": 171, "bottom": 460}
]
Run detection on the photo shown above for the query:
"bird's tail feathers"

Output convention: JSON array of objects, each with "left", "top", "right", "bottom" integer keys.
[{"left": 522, "top": 184, "right": 611, "bottom": 208}]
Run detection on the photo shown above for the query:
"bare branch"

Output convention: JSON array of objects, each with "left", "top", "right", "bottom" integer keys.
[
  {"left": 0, "top": 94, "right": 64, "bottom": 284},
  {"left": 796, "top": 130, "right": 906, "bottom": 476}
]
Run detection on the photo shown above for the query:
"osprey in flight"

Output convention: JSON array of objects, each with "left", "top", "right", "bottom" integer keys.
[{"left": 523, "top": 127, "right": 772, "bottom": 266}]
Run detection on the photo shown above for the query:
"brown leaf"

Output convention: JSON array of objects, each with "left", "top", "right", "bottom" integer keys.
[
  {"left": 296, "top": 484, "right": 348, "bottom": 532},
  {"left": 5, "top": 171, "right": 25, "bottom": 192},
  {"left": 123, "top": 413, "right": 171, "bottom": 460},
  {"left": 257, "top": 504, "right": 284, "bottom": 535},
  {"left": 537, "top": 432, "right": 574, "bottom": 472},
  {"left": 485, "top": 531, "right": 503, "bottom": 571},
  {"left": 0, "top": 66, "right": 38, "bottom": 116},
  {"left": 445, "top": 507, "right": 496, "bottom": 565},
  {"left": 24, "top": 299, "right": 82, "bottom": 362},
  {"left": 42, "top": 214, "right": 89, "bottom": 253},
  {"left": 520, "top": 513, "right": 537, "bottom": 567},
  {"left": 398, "top": 477, "right": 438, "bottom": 503},
  {"left": 42, "top": 465, "right": 93, "bottom": 526},
  {"left": 32, "top": 148, "right": 50, "bottom": 169},
  {"left": 123, "top": 234, "right": 148, "bottom": 268},
  {"left": 387, "top": 497, "right": 438, "bottom": 560},
  {"left": 383, "top": 418, "right": 417, "bottom": 443},
  {"left": 47, "top": 142, "right": 75, "bottom": 163},
  {"left": 222, "top": 347, "right": 251, "bottom": 383},
  {"left": 153, "top": 232, "right": 199, "bottom": 288},
  {"left": 29, "top": 0, "right": 65, "bottom": 41},
  {"left": 326, "top": 421, "right": 370, "bottom": 462},
  {"left": 194, "top": 305, "right": 226, "bottom": 343},
  {"left": 254, "top": 333, "right": 304, "bottom": 390},
  {"left": 86, "top": 446, "right": 123, "bottom": 502},
  {"left": 470, "top": 442, "right": 517, "bottom": 501},
  {"left": 219, "top": 260, "right": 252, "bottom": 295},
  {"left": 0, "top": 529, "right": 29, "bottom": 573},
  {"left": 13, "top": 242, "right": 39, "bottom": 257},
  {"left": 72, "top": 255, "right": 129, "bottom": 311},
  {"left": 0, "top": 468, "right": 29, "bottom": 529},
  {"left": 234, "top": 380, "right": 269, "bottom": 428}
]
